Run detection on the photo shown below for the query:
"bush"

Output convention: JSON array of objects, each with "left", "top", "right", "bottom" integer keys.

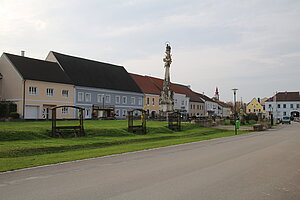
[
  {"left": 9, "top": 112, "right": 20, "bottom": 119},
  {"left": 0, "top": 101, "right": 18, "bottom": 118}
]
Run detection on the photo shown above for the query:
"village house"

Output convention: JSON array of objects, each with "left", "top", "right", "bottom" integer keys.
[
  {"left": 46, "top": 51, "right": 144, "bottom": 119},
  {"left": 265, "top": 92, "right": 300, "bottom": 120},
  {"left": 0, "top": 53, "right": 74, "bottom": 119}
]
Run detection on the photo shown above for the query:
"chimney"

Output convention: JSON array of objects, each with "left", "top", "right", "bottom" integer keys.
[{"left": 21, "top": 51, "right": 25, "bottom": 57}]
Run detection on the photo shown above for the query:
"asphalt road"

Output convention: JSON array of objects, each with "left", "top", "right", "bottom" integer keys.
[{"left": 1, "top": 123, "right": 300, "bottom": 200}]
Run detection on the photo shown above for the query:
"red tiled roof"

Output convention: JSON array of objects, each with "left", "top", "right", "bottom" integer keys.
[
  {"left": 130, "top": 73, "right": 161, "bottom": 95},
  {"left": 266, "top": 92, "right": 300, "bottom": 102},
  {"left": 173, "top": 84, "right": 204, "bottom": 103}
]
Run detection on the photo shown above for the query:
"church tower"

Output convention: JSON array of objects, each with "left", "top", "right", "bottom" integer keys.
[
  {"left": 159, "top": 43, "right": 174, "bottom": 116},
  {"left": 214, "top": 87, "right": 220, "bottom": 100}
]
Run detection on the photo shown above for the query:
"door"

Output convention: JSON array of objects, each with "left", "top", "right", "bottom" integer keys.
[{"left": 25, "top": 105, "right": 39, "bottom": 119}]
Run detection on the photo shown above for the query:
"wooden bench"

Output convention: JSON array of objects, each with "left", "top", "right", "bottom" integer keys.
[{"left": 54, "top": 126, "right": 84, "bottom": 137}]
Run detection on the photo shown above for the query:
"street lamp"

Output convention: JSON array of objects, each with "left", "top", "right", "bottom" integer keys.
[{"left": 232, "top": 88, "right": 238, "bottom": 135}]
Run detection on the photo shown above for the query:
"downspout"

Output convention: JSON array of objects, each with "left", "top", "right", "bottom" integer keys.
[{"left": 23, "top": 80, "right": 26, "bottom": 119}]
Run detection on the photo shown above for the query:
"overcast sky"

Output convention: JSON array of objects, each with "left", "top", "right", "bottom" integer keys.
[{"left": 1, "top": 0, "right": 299, "bottom": 102}]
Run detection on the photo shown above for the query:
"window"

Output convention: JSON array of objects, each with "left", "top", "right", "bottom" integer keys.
[
  {"left": 78, "top": 92, "right": 84, "bottom": 102},
  {"left": 278, "top": 104, "right": 281, "bottom": 108},
  {"left": 152, "top": 98, "right": 155, "bottom": 105},
  {"left": 46, "top": 88, "right": 54, "bottom": 97},
  {"left": 193, "top": 105, "right": 195, "bottom": 109},
  {"left": 269, "top": 104, "right": 271, "bottom": 108},
  {"left": 122, "top": 109, "right": 127, "bottom": 117},
  {"left": 254, "top": 109, "right": 256, "bottom": 112},
  {"left": 115, "top": 109, "right": 120, "bottom": 117},
  {"left": 62, "top": 107, "right": 69, "bottom": 115},
  {"left": 249, "top": 109, "right": 251, "bottom": 112},
  {"left": 283, "top": 104, "right": 286, "bottom": 108},
  {"left": 297, "top": 104, "right": 300, "bottom": 108},
  {"left": 290, "top": 104, "right": 293, "bottom": 108},
  {"left": 259, "top": 109, "right": 261, "bottom": 112},
  {"left": 181, "top": 101, "right": 184, "bottom": 106},
  {"left": 197, "top": 105, "right": 200, "bottom": 110},
  {"left": 138, "top": 98, "right": 142, "bottom": 105},
  {"left": 190, "top": 105, "right": 193, "bottom": 109},
  {"left": 97, "top": 94, "right": 104, "bottom": 103},
  {"left": 147, "top": 97, "right": 150, "bottom": 105},
  {"left": 85, "top": 93, "right": 91, "bottom": 102},
  {"left": 122, "top": 96, "right": 127, "bottom": 104},
  {"left": 283, "top": 112, "right": 286, "bottom": 116},
  {"left": 131, "top": 97, "right": 135, "bottom": 105},
  {"left": 105, "top": 95, "right": 111, "bottom": 103},
  {"left": 62, "top": 90, "right": 69, "bottom": 98},
  {"left": 115, "top": 96, "right": 120, "bottom": 104},
  {"left": 29, "top": 86, "right": 37, "bottom": 95}
]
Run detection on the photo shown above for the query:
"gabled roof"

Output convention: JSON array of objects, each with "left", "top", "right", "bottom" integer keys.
[
  {"left": 146, "top": 76, "right": 187, "bottom": 94},
  {"left": 215, "top": 100, "right": 231, "bottom": 108},
  {"left": 173, "top": 84, "right": 204, "bottom": 103},
  {"left": 50, "top": 51, "right": 142, "bottom": 93},
  {"left": 3, "top": 53, "right": 72, "bottom": 84},
  {"left": 130, "top": 73, "right": 161, "bottom": 95},
  {"left": 194, "top": 92, "right": 214, "bottom": 102},
  {"left": 266, "top": 92, "right": 300, "bottom": 102}
]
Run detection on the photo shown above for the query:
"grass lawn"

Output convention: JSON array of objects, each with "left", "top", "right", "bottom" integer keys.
[{"left": 0, "top": 120, "right": 250, "bottom": 172}]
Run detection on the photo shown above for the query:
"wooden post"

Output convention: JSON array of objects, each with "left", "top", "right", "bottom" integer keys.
[{"left": 52, "top": 108, "right": 56, "bottom": 137}]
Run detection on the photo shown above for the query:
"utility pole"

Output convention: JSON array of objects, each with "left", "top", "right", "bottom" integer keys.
[{"left": 232, "top": 88, "right": 238, "bottom": 135}]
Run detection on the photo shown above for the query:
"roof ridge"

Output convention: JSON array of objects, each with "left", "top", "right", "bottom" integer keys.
[{"left": 51, "top": 51, "right": 123, "bottom": 68}]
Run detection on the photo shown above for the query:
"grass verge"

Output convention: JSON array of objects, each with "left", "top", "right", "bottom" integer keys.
[{"left": 0, "top": 120, "right": 250, "bottom": 172}]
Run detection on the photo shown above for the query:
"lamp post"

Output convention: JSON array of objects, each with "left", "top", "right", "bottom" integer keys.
[{"left": 232, "top": 88, "right": 238, "bottom": 135}]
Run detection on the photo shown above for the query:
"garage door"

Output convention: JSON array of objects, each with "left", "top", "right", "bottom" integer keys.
[{"left": 25, "top": 106, "right": 39, "bottom": 119}]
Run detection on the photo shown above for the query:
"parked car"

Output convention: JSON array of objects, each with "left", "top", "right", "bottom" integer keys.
[{"left": 282, "top": 117, "right": 291, "bottom": 124}]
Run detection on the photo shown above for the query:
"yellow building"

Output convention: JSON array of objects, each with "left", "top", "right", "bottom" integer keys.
[
  {"left": 0, "top": 53, "right": 75, "bottom": 119},
  {"left": 246, "top": 98, "right": 265, "bottom": 114},
  {"left": 130, "top": 73, "right": 161, "bottom": 118}
]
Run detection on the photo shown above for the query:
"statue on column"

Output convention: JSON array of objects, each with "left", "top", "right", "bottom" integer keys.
[{"left": 159, "top": 43, "right": 174, "bottom": 116}]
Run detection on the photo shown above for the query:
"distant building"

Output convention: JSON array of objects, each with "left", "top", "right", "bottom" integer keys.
[
  {"left": 265, "top": 92, "right": 300, "bottom": 120},
  {"left": 246, "top": 98, "right": 266, "bottom": 115}
]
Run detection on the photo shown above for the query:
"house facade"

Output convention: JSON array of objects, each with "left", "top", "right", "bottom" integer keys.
[
  {"left": 130, "top": 74, "right": 161, "bottom": 118},
  {"left": 47, "top": 51, "right": 143, "bottom": 119},
  {"left": 265, "top": 92, "right": 300, "bottom": 120},
  {"left": 0, "top": 53, "right": 74, "bottom": 119},
  {"left": 246, "top": 98, "right": 265, "bottom": 115}
]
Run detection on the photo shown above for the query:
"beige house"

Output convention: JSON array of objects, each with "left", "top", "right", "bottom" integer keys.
[
  {"left": 130, "top": 73, "right": 161, "bottom": 118},
  {"left": 0, "top": 53, "right": 75, "bottom": 119}
]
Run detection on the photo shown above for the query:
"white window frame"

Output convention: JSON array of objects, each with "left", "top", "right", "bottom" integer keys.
[
  {"left": 62, "top": 89, "right": 69, "bottom": 98},
  {"left": 138, "top": 97, "right": 142, "bottom": 106},
  {"left": 85, "top": 93, "right": 91, "bottom": 102},
  {"left": 131, "top": 97, "right": 135, "bottom": 105},
  {"left": 46, "top": 88, "right": 54, "bottom": 97},
  {"left": 62, "top": 107, "right": 69, "bottom": 115},
  {"left": 122, "top": 96, "right": 127, "bottom": 104},
  {"left": 105, "top": 95, "right": 111, "bottom": 103},
  {"left": 115, "top": 95, "right": 120, "bottom": 104},
  {"left": 78, "top": 92, "right": 84, "bottom": 102},
  {"left": 29, "top": 86, "right": 37, "bottom": 96},
  {"left": 97, "top": 94, "right": 104, "bottom": 103},
  {"left": 115, "top": 109, "right": 120, "bottom": 117},
  {"left": 122, "top": 109, "right": 127, "bottom": 117}
]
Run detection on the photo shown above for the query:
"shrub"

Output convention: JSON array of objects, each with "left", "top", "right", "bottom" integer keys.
[{"left": 9, "top": 112, "right": 20, "bottom": 119}]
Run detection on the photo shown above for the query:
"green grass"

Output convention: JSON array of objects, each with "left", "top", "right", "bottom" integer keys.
[{"left": 0, "top": 120, "right": 249, "bottom": 172}]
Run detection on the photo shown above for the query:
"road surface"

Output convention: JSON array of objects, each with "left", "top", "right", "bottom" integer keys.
[{"left": 1, "top": 123, "right": 300, "bottom": 200}]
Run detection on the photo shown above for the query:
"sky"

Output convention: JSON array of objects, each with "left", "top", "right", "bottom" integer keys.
[{"left": 1, "top": 0, "right": 299, "bottom": 103}]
